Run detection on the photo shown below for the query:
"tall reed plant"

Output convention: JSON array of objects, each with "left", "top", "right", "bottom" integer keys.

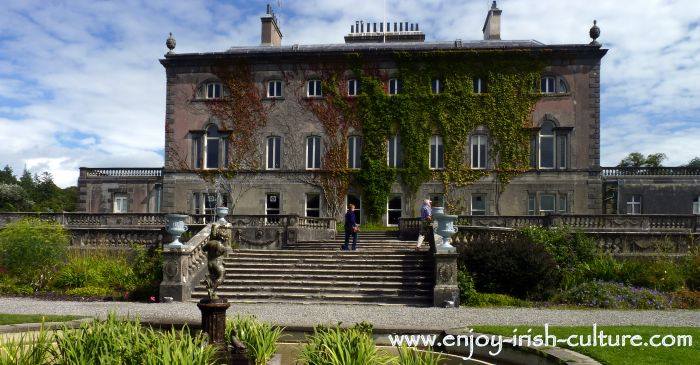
[
  {"left": 227, "top": 315, "right": 283, "bottom": 365},
  {"left": 397, "top": 345, "right": 443, "bottom": 365},
  {"left": 0, "top": 327, "right": 52, "bottom": 365},
  {"left": 297, "top": 324, "right": 395, "bottom": 365}
]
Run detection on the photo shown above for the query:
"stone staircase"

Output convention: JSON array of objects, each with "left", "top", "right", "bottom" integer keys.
[{"left": 191, "top": 230, "right": 434, "bottom": 305}]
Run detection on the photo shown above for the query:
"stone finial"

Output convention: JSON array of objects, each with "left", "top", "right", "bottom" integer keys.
[
  {"left": 166, "top": 32, "right": 176, "bottom": 54},
  {"left": 589, "top": 20, "right": 601, "bottom": 46}
]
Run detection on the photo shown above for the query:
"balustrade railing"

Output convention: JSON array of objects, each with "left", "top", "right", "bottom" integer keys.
[
  {"left": 298, "top": 216, "right": 337, "bottom": 229},
  {"left": 82, "top": 167, "right": 163, "bottom": 178},
  {"left": 601, "top": 166, "right": 700, "bottom": 176},
  {"left": 160, "top": 224, "right": 211, "bottom": 301},
  {"left": 0, "top": 212, "right": 168, "bottom": 228}
]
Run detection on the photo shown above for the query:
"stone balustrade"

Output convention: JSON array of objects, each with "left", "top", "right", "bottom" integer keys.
[
  {"left": 160, "top": 224, "right": 211, "bottom": 301},
  {"left": 0, "top": 212, "right": 168, "bottom": 229},
  {"left": 601, "top": 166, "right": 700, "bottom": 176},
  {"left": 82, "top": 167, "right": 163, "bottom": 177}
]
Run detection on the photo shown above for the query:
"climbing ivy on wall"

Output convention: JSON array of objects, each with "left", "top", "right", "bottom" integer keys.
[{"left": 348, "top": 51, "right": 544, "bottom": 221}]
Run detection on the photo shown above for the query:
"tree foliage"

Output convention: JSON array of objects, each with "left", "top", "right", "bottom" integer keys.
[
  {"left": 0, "top": 166, "right": 77, "bottom": 212},
  {"left": 685, "top": 157, "right": 700, "bottom": 168},
  {"left": 617, "top": 152, "right": 667, "bottom": 168}
]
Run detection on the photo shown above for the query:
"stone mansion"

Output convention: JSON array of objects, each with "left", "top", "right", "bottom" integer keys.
[{"left": 77, "top": 3, "right": 700, "bottom": 223}]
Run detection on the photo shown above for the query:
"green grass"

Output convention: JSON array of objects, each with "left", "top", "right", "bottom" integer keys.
[
  {"left": 0, "top": 313, "right": 79, "bottom": 325},
  {"left": 471, "top": 325, "right": 700, "bottom": 365}
]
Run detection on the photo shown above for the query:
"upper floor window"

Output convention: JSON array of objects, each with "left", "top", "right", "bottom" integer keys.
[
  {"left": 307, "top": 79, "right": 322, "bottom": 97},
  {"left": 538, "top": 122, "right": 555, "bottom": 169},
  {"left": 626, "top": 195, "right": 642, "bottom": 215},
  {"left": 471, "top": 134, "right": 487, "bottom": 169},
  {"left": 389, "top": 78, "right": 402, "bottom": 95},
  {"left": 267, "top": 80, "right": 282, "bottom": 98},
  {"left": 347, "top": 79, "right": 359, "bottom": 96},
  {"left": 204, "top": 82, "right": 222, "bottom": 99},
  {"left": 348, "top": 136, "right": 361, "bottom": 169},
  {"left": 429, "top": 135, "right": 444, "bottom": 170},
  {"left": 205, "top": 125, "right": 221, "bottom": 169},
  {"left": 540, "top": 76, "right": 568, "bottom": 94},
  {"left": 113, "top": 194, "right": 128, "bottom": 213},
  {"left": 306, "top": 136, "right": 321, "bottom": 169},
  {"left": 387, "top": 135, "right": 403, "bottom": 168},
  {"left": 473, "top": 77, "right": 487, "bottom": 94},
  {"left": 431, "top": 78, "right": 443, "bottom": 94},
  {"left": 693, "top": 196, "right": 700, "bottom": 215},
  {"left": 266, "top": 136, "right": 281, "bottom": 170}
]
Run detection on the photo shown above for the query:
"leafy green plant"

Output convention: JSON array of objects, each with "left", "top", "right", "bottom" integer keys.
[
  {"left": 457, "top": 268, "right": 477, "bottom": 305},
  {"left": 397, "top": 344, "right": 442, "bottom": 365},
  {"left": 297, "top": 323, "right": 394, "bottom": 365},
  {"left": 227, "top": 316, "right": 283, "bottom": 365},
  {"left": 570, "top": 255, "right": 687, "bottom": 292},
  {"left": 554, "top": 281, "right": 671, "bottom": 309},
  {"left": 139, "top": 326, "right": 218, "bottom": 365},
  {"left": 0, "top": 218, "right": 69, "bottom": 290},
  {"left": 51, "top": 249, "right": 137, "bottom": 296},
  {"left": 0, "top": 327, "right": 52, "bottom": 365},
  {"left": 0, "top": 275, "right": 33, "bottom": 295}
]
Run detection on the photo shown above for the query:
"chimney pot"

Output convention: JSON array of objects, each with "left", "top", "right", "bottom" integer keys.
[
  {"left": 482, "top": 1, "right": 502, "bottom": 40},
  {"left": 260, "top": 4, "right": 282, "bottom": 46}
]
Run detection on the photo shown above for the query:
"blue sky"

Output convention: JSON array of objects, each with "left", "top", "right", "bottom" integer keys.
[{"left": 1, "top": 0, "right": 699, "bottom": 187}]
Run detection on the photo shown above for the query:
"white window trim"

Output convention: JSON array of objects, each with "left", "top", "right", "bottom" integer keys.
[
  {"left": 203, "top": 128, "right": 222, "bottom": 170},
  {"left": 386, "top": 194, "right": 402, "bottom": 226},
  {"left": 347, "top": 79, "right": 359, "bottom": 97},
  {"left": 305, "top": 193, "right": 321, "bottom": 217},
  {"left": 626, "top": 195, "right": 642, "bottom": 215},
  {"left": 204, "top": 82, "right": 222, "bottom": 99},
  {"left": 113, "top": 194, "right": 128, "bottom": 213},
  {"left": 538, "top": 129, "right": 556, "bottom": 170},
  {"left": 306, "top": 136, "right": 321, "bottom": 170},
  {"left": 471, "top": 134, "right": 487, "bottom": 169},
  {"left": 539, "top": 194, "right": 556, "bottom": 214},
  {"left": 307, "top": 80, "right": 322, "bottom": 97},
  {"left": 429, "top": 135, "right": 444, "bottom": 170},
  {"left": 470, "top": 194, "right": 486, "bottom": 215},
  {"left": 541, "top": 76, "right": 556, "bottom": 94},
  {"left": 474, "top": 78, "right": 484, "bottom": 94},
  {"left": 267, "top": 80, "right": 282, "bottom": 98},
  {"left": 348, "top": 136, "right": 361, "bottom": 169},
  {"left": 387, "top": 135, "right": 400, "bottom": 168},
  {"left": 431, "top": 79, "right": 442, "bottom": 94},
  {"left": 389, "top": 78, "right": 399, "bottom": 95},
  {"left": 266, "top": 136, "right": 281, "bottom": 170},
  {"left": 693, "top": 197, "right": 700, "bottom": 215},
  {"left": 265, "top": 193, "right": 281, "bottom": 217}
]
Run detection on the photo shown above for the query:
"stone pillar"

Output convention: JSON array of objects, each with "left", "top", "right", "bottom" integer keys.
[
  {"left": 433, "top": 251, "right": 460, "bottom": 307},
  {"left": 159, "top": 247, "right": 192, "bottom": 302},
  {"left": 197, "top": 299, "right": 230, "bottom": 345}
]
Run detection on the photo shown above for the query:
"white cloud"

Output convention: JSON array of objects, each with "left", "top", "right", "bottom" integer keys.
[{"left": 0, "top": 0, "right": 699, "bottom": 188}]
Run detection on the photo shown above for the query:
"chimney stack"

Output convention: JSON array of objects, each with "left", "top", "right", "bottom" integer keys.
[
  {"left": 261, "top": 4, "right": 282, "bottom": 46},
  {"left": 482, "top": 1, "right": 502, "bottom": 40}
]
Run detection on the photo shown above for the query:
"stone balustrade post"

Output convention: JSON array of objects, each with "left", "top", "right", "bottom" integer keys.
[
  {"left": 433, "top": 251, "right": 460, "bottom": 307},
  {"left": 160, "top": 247, "right": 194, "bottom": 302}
]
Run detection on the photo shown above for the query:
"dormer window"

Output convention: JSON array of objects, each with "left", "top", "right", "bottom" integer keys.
[
  {"left": 307, "top": 80, "right": 322, "bottom": 97},
  {"left": 389, "top": 78, "right": 402, "bottom": 95},
  {"left": 431, "top": 78, "right": 443, "bottom": 94},
  {"left": 205, "top": 82, "right": 222, "bottom": 99},
  {"left": 347, "top": 79, "right": 359, "bottom": 96},
  {"left": 473, "top": 77, "right": 487, "bottom": 94},
  {"left": 267, "top": 80, "right": 282, "bottom": 98}
]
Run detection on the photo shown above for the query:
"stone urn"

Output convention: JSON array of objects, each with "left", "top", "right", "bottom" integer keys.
[
  {"left": 432, "top": 207, "right": 457, "bottom": 253},
  {"left": 165, "top": 213, "right": 189, "bottom": 248},
  {"left": 216, "top": 206, "right": 229, "bottom": 224}
]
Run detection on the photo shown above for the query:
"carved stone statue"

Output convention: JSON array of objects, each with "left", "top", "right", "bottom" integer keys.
[{"left": 202, "top": 223, "right": 231, "bottom": 300}]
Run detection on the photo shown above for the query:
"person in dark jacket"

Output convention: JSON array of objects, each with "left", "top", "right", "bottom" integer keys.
[{"left": 341, "top": 204, "right": 359, "bottom": 251}]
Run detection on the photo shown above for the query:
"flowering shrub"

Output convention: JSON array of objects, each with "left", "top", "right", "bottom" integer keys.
[{"left": 555, "top": 281, "right": 671, "bottom": 310}]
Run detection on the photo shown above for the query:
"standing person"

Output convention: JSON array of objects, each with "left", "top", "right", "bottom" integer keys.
[
  {"left": 416, "top": 198, "right": 432, "bottom": 250},
  {"left": 342, "top": 204, "right": 359, "bottom": 251}
]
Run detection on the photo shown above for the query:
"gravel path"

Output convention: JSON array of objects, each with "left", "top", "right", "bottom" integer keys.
[{"left": 1, "top": 297, "right": 698, "bottom": 330}]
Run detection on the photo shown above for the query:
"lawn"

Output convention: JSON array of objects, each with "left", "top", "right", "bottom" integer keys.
[
  {"left": 472, "top": 325, "right": 699, "bottom": 365},
  {"left": 0, "top": 313, "right": 80, "bottom": 325}
]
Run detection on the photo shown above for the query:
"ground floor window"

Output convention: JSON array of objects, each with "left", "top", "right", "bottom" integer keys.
[
  {"left": 346, "top": 194, "right": 361, "bottom": 224},
  {"left": 527, "top": 192, "right": 570, "bottom": 215},
  {"left": 471, "top": 194, "right": 486, "bottom": 215},
  {"left": 626, "top": 195, "right": 642, "bottom": 215},
  {"left": 694, "top": 196, "right": 700, "bottom": 215},
  {"left": 113, "top": 194, "right": 127, "bottom": 213},
  {"left": 192, "top": 192, "right": 228, "bottom": 217},
  {"left": 540, "top": 194, "right": 556, "bottom": 213},
  {"left": 305, "top": 193, "right": 320, "bottom": 217},
  {"left": 429, "top": 194, "right": 444, "bottom": 208},
  {"left": 387, "top": 195, "right": 402, "bottom": 225}
]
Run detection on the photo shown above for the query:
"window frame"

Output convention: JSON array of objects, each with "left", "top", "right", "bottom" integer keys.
[
  {"left": 429, "top": 135, "right": 445, "bottom": 170},
  {"left": 471, "top": 194, "right": 487, "bottom": 216},
  {"left": 693, "top": 196, "right": 700, "bottom": 215},
  {"left": 386, "top": 194, "right": 403, "bottom": 226},
  {"left": 431, "top": 78, "right": 443, "bottom": 94},
  {"left": 538, "top": 122, "right": 556, "bottom": 169},
  {"left": 266, "top": 136, "right": 281, "bottom": 170},
  {"left": 473, "top": 77, "right": 486, "bottom": 94},
  {"left": 347, "top": 135, "right": 361, "bottom": 169},
  {"left": 267, "top": 80, "right": 283, "bottom": 98},
  {"left": 305, "top": 193, "right": 321, "bottom": 218},
  {"left": 470, "top": 134, "right": 488, "bottom": 169},
  {"left": 539, "top": 194, "right": 556, "bottom": 214},
  {"left": 306, "top": 135, "right": 321, "bottom": 170},
  {"left": 203, "top": 125, "right": 221, "bottom": 170},
  {"left": 626, "top": 195, "right": 642, "bottom": 215},
  {"left": 307, "top": 79, "right": 322, "bottom": 97},
  {"left": 347, "top": 79, "right": 359, "bottom": 97},
  {"left": 113, "top": 194, "right": 128, "bottom": 213},
  {"left": 387, "top": 134, "right": 402, "bottom": 168},
  {"left": 388, "top": 78, "right": 401, "bottom": 95},
  {"left": 203, "top": 82, "right": 223, "bottom": 100}
]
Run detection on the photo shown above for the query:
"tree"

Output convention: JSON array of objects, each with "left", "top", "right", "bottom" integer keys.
[
  {"left": 618, "top": 152, "right": 667, "bottom": 168},
  {"left": 0, "top": 165, "right": 17, "bottom": 185},
  {"left": 18, "top": 168, "right": 34, "bottom": 192},
  {"left": 686, "top": 157, "right": 700, "bottom": 168}
]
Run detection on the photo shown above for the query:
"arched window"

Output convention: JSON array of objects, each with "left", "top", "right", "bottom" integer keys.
[
  {"left": 198, "top": 82, "right": 223, "bottom": 99},
  {"left": 539, "top": 121, "right": 555, "bottom": 169}
]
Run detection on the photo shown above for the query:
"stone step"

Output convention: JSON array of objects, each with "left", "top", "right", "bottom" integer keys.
[
  {"left": 205, "top": 279, "right": 434, "bottom": 288},
  {"left": 221, "top": 262, "right": 430, "bottom": 270},
  {"left": 222, "top": 267, "right": 430, "bottom": 275},
  {"left": 223, "top": 257, "right": 427, "bottom": 265},
  {"left": 227, "top": 251, "right": 428, "bottom": 258},
  {"left": 190, "top": 292, "right": 432, "bottom": 305},
  {"left": 222, "top": 272, "right": 433, "bottom": 282},
  {"left": 194, "top": 285, "right": 432, "bottom": 295}
]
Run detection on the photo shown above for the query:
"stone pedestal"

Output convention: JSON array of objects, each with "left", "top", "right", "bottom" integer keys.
[
  {"left": 198, "top": 298, "right": 230, "bottom": 345},
  {"left": 433, "top": 251, "right": 460, "bottom": 307}
]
